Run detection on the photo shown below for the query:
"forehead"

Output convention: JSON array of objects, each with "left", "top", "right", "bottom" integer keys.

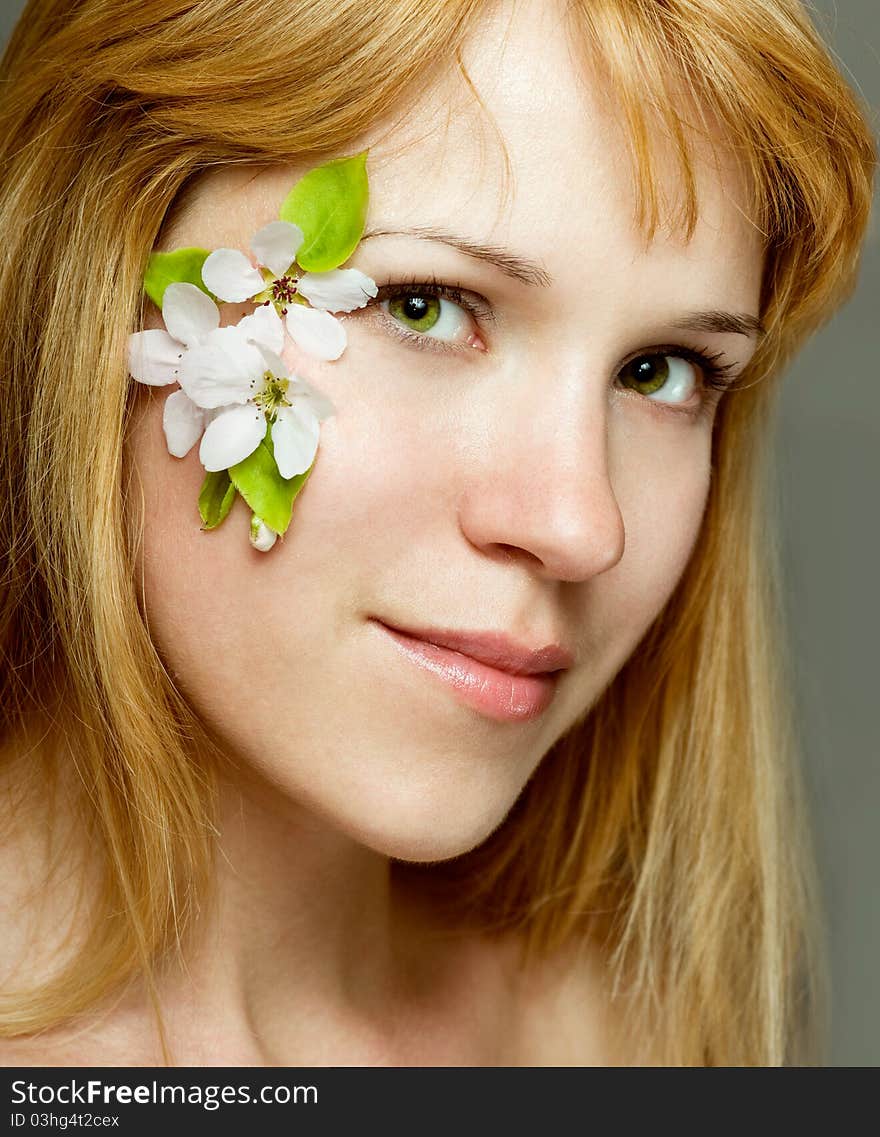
[
  {"left": 355, "top": 0, "right": 761, "bottom": 306},
  {"left": 175, "top": 0, "right": 762, "bottom": 316}
]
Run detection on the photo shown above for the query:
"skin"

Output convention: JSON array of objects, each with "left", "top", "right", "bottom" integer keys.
[{"left": 1, "top": 0, "right": 763, "bottom": 1065}]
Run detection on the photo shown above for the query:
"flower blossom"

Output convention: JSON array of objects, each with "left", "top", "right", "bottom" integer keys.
[
  {"left": 176, "top": 304, "right": 335, "bottom": 478},
  {"left": 128, "top": 282, "right": 225, "bottom": 459},
  {"left": 201, "top": 220, "right": 377, "bottom": 362},
  {"left": 249, "top": 516, "right": 277, "bottom": 553}
]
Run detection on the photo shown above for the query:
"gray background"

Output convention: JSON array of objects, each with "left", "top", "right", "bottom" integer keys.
[{"left": 1, "top": 0, "right": 877, "bottom": 1066}]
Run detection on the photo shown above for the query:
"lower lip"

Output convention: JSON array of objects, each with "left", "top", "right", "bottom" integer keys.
[{"left": 375, "top": 622, "right": 560, "bottom": 723}]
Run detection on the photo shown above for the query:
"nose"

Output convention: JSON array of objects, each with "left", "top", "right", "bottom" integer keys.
[{"left": 456, "top": 374, "right": 626, "bottom": 584}]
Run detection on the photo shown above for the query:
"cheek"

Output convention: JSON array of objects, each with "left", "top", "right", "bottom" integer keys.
[
  {"left": 559, "top": 413, "right": 713, "bottom": 721},
  {"left": 125, "top": 385, "right": 279, "bottom": 718},
  {"left": 606, "top": 414, "right": 711, "bottom": 641},
  {"left": 124, "top": 374, "right": 522, "bottom": 861},
  {"left": 123, "top": 365, "right": 439, "bottom": 735}
]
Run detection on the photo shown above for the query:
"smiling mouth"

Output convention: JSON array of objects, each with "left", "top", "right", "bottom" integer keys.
[{"left": 371, "top": 618, "right": 571, "bottom": 723}]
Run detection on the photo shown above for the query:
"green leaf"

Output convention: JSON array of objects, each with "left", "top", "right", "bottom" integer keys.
[
  {"left": 227, "top": 426, "right": 313, "bottom": 535},
  {"left": 198, "top": 470, "right": 236, "bottom": 530},
  {"left": 144, "top": 248, "right": 213, "bottom": 308},
  {"left": 279, "top": 151, "right": 369, "bottom": 273}
]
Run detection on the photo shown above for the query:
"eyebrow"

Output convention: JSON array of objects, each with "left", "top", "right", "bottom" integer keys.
[
  {"left": 670, "top": 310, "right": 767, "bottom": 340},
  {"left": 360, "top": 226, "right": 554, "bottom": 288},
  {"left": 361, "top": 227, "right": 765, "bottom": 339}
]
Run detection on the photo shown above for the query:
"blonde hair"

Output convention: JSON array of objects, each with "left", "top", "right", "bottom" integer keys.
[{"left": 0, "top": 0, "right": 874, "bottom": 1065}]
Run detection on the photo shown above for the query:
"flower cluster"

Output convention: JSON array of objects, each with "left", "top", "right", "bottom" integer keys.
[{"left": 127, "top": 153, "right": 375, "bottom": 552}]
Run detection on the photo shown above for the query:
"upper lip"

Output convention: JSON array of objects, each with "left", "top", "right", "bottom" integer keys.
[{"left": 376, "top": 619, "right": 575, "bottom": 676}]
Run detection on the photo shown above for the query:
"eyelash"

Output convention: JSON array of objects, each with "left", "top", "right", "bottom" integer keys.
[
  {"left": 370, "top": 276, "right": 494, "bottom": 347},
  {"left": 366, "top": 278, "right": 739, "bottom": 411}
]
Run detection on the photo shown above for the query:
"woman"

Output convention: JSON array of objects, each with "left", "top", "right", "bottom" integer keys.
[{"left": 0, "top": 0, "right": 874, "bottom": 1066}]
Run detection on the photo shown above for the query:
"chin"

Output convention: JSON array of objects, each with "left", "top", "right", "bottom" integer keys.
[
  {"left": 326, "top": 772, "right": 523, "bottom": 865},
  {"left": 358, "top": 822, "right": 505, "bottom": 866}
]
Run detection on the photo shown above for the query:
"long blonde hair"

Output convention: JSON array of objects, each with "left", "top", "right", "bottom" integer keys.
[{"left": 0, "top": 0, "right": 874, "bottom": 1065}]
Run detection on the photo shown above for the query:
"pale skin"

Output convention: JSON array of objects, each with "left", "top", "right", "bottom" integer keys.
[{"left": 0, "top": 0, "right": 763, "bottom": 1065}]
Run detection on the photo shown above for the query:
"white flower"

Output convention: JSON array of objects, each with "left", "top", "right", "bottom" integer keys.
[
  {"left": 178, "top": 308, "right": 335, "bottom": 478},
  {"left": 128, "top": 281, "right": 219, "bottom": 385},
  {"left": 201, "top": 220, "right": 377, "bottom": 362},
  {"left": 249, "top": 515, "right": 277, "bottom": 552},
  {"left": 128, "top": 282, "right": 224, "bottom": 458},
  {"left": 159, "top": 305, "right": 284, "bottom": 462},
  {"left": 162, "top": 388, "right": 216, "bottom": 460}
]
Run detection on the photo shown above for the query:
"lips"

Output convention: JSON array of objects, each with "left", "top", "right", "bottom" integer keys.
[
  {"left": 377, "top": 621, "right": 574, "bottom": 676},
  {"left": 372, "top": 618, "right": 573, "bottom": 722}
]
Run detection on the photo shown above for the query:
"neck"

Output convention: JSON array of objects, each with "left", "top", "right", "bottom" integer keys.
[
  {"left": 123, "top": 756, "right": 453, "bottom": 1064},
  {"left": 0, "top": 719, "right": 506, "bottom": 1065}
]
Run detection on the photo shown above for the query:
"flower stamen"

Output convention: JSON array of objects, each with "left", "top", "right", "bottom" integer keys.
[
  {"left": 271, "top": 275, "right": 299, "bottom": 308},
  {"left": 252, "top": 372, "right": 291, "bottom": 421}
]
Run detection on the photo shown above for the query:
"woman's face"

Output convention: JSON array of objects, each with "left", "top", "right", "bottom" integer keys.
[{"left": 126, "top": 0, "right": 762, "bottom": 860}]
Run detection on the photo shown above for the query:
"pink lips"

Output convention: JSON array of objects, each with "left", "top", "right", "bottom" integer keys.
[{"left": 373, "top": 619, "right": 572, "bottom": 723}]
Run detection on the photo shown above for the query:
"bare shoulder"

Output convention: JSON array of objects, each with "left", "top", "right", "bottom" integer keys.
[
  {"left": 497, "top": 931, "right": 665, "bottom": 1066},
  {"left": 0, "top": 1035, "right": 81, "bottom": 1067},
  {"left": 392, "top": 874, "right": 632, "bottom": 1066},
  {"left": 0, "top": 739, "right": 122, "bottom": 1067},
  {"left": 388, "top": 868, "right": 623, "bottom": 1064},
  {"left": 493, "top": 933, "right": 619, "bottom": 1066}
]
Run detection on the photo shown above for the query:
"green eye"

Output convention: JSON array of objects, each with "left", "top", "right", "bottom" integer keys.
[
  {"left": 387, "top": 294, "right": 441, "bottom": 332},
  {"left": 617, "top": 353, "right": 700, "bottom": 406},
  {"left": 619, "top": 355, "right": 670, "bottom": 395},
  {"left": 378, "top": 285, "right": 485, "bottom": 349}
]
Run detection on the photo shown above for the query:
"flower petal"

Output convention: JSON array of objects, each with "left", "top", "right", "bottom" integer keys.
[
  {"left": 201, "top": 248, "right": 264, "bottom": 304},
  {"left": 199, "top": 404, "right": 267, "bottom": 472},
  {"left": 179, "top": 326, "right": 267, "bottom": 409},
  {"left": 288, "top": 377, "right": 335, "bottom": 422},
  {"left": 251, "top": 220, "right": 304, "bottom": 279},
  {"left": 162, "top": 282, "right": 220, "bottom": 347},
  {"left": 297, "top": 269, "right": 378, "bottom": 312},
  {"left": 128, "top": 329, "right": 184, "bottom": 385},
  {"left": 256, "top": 347, "right": 289, "bottom": 380},
  {"left": 162, "top": 389, "right": 207, "bottom": 457},
  {"left": 284, "top": 304, "right": 347, "bottom": 361},
  {"left": 249, "top": 515, "right": 277, "bottom": 552},
  {"left": 237, "top": 304, "right": 284, "bottom": 354},
  {"left": 271, "top": 405, "right": 320, "bottom": 479}
]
